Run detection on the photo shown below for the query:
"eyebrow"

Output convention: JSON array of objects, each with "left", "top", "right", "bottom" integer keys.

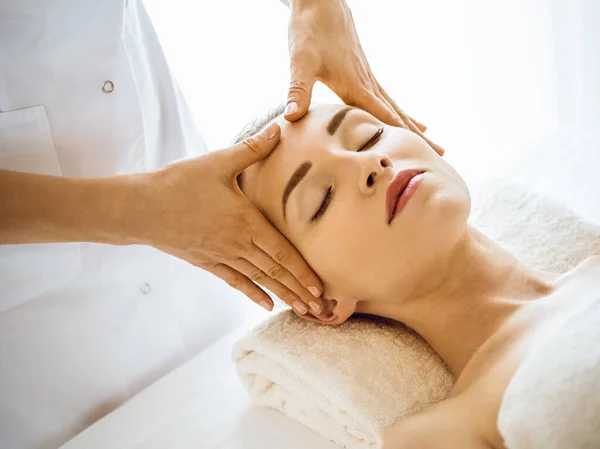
[
  {"left": 327, "top": 106, "right": 354, "bottom": 135},
  {"left": 281, "top": 106, "right": 355, "bottom": 221},
  {"left": 282, "top": 162, "right": 312, "bottom": 221}
]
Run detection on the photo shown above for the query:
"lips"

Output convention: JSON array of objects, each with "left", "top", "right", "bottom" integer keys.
[{"left": 386, "top": 169, "right": 424, "bottom": 224}]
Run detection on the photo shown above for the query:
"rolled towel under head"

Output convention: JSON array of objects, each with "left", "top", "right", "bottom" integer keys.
[{"left": 233, "top": 313, "right": 453, "bottom": 448}]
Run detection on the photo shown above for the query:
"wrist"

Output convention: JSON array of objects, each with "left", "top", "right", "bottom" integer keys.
[
  {"left": 63, "top": 173, "right": 154, "bottom": 246},
  {"left": 108, "top": 171, "right": 162, "bottom": 247}
]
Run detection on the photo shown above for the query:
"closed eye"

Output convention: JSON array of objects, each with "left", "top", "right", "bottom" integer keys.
[
  {"left": 311, "top": 186, "right": 332, "bottom": 222},
  {"left": 310, "top": 127, "right": 384, "bottom": 223},
  {"left": 358, "top": 127, "right": 384, "bottom": 152}
]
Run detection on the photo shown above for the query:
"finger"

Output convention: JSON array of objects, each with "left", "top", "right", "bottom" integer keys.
[
  {"left": 285, "top": 65, "right": 316, "bottom": 122},
  {"left": 378, "top": 91, "right": 413, "bottom": 130},
  {"left": 373, "top": 83, "right": 415, "bottom": 129},
  {"left": 401, "top": 113, "right": 445, "bottom": 156},
  {"left": 404, "top": 116, "right": 445, "bottom": 156},
  {"left": 377, "top": 84, "right": 446, "bottom": 156},
  {"left": 210, "top": 263, "right": 274, "bottom": 312},
  {"left": 410, "top": 116, "right": 427, "bottom": 132},
  {"left": 251, "top": 216, "right": 324, "bottom": 302},
  {"left": 229, "top": 257, "right": 318, "bottom": 316},
  {"left": 223, "top": 121, "right": 281, "bottom": 175},
  {"left": 357, "top": 93, "right": 408, "bottom": 128},
  {"left": 420, "top": 132, "right": 445, "bottom": 156},
  {"left": 244, "top": 244, "right": 324, "bottom": 315}
]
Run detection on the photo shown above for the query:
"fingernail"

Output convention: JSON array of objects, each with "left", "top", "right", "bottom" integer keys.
[
  {"left": 285, "top": 102, "right": 298, "bottom": 116},
  {"left": 308, "top": 286, "right": 321, "bottom": 298},
  {"left": 260, "top": 300, "right": 273, "bottom": 311},
  {"left": 309, "top": 301, "right": 322, "bottom": 314},
  {"left": 293, "top": 300, "right": 308, "bottom": 315},
  {"left": 262, "top": 121, "right": 279, "bottom": 140}
]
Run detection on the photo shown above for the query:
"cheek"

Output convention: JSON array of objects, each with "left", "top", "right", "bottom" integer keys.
[
  {"left": 434, "top": 160, "right": 472, "bottom": 223},
  {"left": 289, "top": 159, "right": 472, "bottom": 300},
  {"left": 299, "top": 222, "right": 397, "bottom": 299},
  {"left": 391, "top": 167, "right": 471, "bottom": 280}
]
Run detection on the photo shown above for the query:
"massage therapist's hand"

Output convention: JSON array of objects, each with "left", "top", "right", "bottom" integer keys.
[
  {"left": 147, "top": 122, "right": 324, "bottom": 316},
  {"left": 283, "top": 0, "right": 444, "bottom": 155}
]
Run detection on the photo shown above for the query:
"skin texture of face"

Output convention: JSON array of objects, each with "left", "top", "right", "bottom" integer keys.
[{"left": 240, "top": 104, "right": 471, "bottom": 325}]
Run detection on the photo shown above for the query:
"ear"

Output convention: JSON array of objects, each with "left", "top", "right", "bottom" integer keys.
[{"left": 296, "top": 293, "right": 358, "bottom": 326}]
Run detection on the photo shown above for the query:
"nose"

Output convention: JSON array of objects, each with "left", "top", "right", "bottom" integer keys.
[{"left": 358, "top": 154, "right": 392, "bottom": 194}]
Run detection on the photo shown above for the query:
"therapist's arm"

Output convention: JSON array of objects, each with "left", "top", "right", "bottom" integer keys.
[
  {"left": 0, "top": 122, "right": 324, "bottom": 316},
  {"left": 0, "top": 168, "right": 149, "bottom": 245}
]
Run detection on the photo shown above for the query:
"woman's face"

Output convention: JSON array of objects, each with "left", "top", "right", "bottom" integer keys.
[{"left": 241, "top": 105, "right": 471, "bottom": 323}]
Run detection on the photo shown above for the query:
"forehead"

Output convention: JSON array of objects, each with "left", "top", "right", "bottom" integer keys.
[{"left": 242, "top": 104, "right": 347, "bottom": 226}]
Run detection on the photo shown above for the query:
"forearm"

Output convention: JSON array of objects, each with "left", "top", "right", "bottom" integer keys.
[{"left": 0, "top": 169, "right": 154, "bottom": 245}]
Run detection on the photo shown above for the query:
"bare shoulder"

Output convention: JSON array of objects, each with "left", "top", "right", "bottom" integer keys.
[{"left": 383, "top": 395, "right": 493, "bottom": 449}]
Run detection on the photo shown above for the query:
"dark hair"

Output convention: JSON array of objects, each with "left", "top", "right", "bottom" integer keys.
[{"left": 233, "top": 104, "right": 286, "bottom": 191}]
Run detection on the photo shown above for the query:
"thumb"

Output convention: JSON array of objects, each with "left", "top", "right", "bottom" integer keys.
[
  {"left": 225, "top": 121, "right": 281, "bottom": 175},
  {"left": 285, "top": 68, "right": 316, "bottom": 122}
]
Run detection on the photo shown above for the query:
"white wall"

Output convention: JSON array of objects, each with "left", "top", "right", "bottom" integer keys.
[{"left": 144, "top": 0, "right": 598, "bottom": 183}]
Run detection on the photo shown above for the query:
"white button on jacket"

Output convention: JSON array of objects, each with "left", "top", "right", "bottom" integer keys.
[{"left": 0, "top": 1, "right": 245, "bottom": 448}]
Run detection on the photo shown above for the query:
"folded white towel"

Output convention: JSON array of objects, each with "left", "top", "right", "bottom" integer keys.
[
  {"left": 232, "top": 179, "right": 600, "bottom": 448},
  {"left": 468, "top": 179, "right": 600, "bottom": 274},
  {"left": 233, "top": 313, "right": 453, "bottom": 448},
  {"left": 497, "top": 294, "right": 600, "bottom": 449}
]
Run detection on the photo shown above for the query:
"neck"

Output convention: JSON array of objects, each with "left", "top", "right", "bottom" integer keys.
[{"left": 358, "top": 226, "right": 555, "bottom": 377}]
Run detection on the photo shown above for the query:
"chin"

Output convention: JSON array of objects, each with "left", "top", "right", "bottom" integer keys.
[
  {"left": 435, "top": 184, "right": 471, "bottom": 244},
  {"left": 414, "top": 175, "right": 471, "bottom": 252},
  {"left": 386, "top": 187, "right": 470, "bottom": 296}
]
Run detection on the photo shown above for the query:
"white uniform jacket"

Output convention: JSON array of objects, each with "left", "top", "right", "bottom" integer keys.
[{"left": 0, "top": 1, "right": 244, "bottom": 447}]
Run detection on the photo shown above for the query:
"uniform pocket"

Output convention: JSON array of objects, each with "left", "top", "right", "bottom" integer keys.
[
  {"left": 0, "top": 105, "right": 64, "bottom": 175},
  {"left": 0, "top": 105, "right": 81, "bottom": 312}
]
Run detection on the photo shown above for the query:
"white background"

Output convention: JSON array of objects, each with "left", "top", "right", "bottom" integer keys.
[{"left": 144, "top": 0, "right": 599, "bottom": 179}]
